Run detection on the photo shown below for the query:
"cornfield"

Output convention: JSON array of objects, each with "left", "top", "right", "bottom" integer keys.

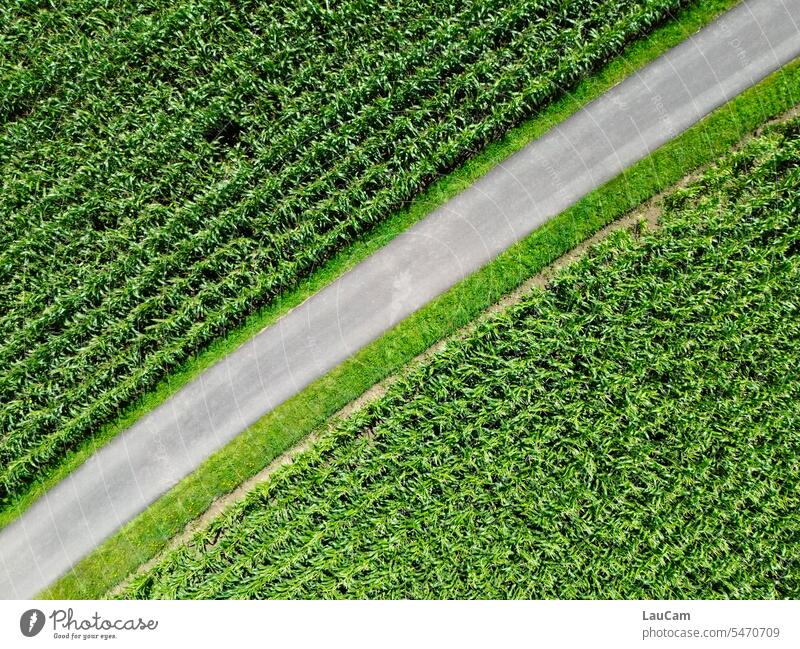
[
  {"left": 123, "top": 119, "right": 800, "bottom": 599},
  {"left": 0, "top": 0, "right": 691, "bottom": 503}
]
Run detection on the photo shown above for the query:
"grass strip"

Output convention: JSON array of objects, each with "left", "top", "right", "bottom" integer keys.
[{"left": 39, "top": 0, "right": 797, "bottom": 600}]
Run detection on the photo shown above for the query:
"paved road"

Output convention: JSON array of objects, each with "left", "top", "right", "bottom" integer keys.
[{"left": 2, "top": 0, "right": 800, "bottom": 599}]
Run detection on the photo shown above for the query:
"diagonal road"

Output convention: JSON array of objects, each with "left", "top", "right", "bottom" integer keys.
[{"left": 2, "top": 0, "right": 800, "bottom": 599}]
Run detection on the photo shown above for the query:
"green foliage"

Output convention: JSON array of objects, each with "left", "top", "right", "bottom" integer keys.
[
  {"left": 0, "top": 0, "right": 693, "bottom": 504},
  {"left": 123, "top": 120, "right": 800, "bottom": 599}
]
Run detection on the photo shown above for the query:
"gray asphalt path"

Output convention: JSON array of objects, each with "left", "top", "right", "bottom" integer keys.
[{"left": 2, "top": 0, "right": 799, "bottom": 599}]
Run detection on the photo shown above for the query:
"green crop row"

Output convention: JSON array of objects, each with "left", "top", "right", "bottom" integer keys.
[
  {"left": 123, "top": 118, "right": 800, "bottom": 599},
  {"left": 0, "top": 0, "right": 692, "bottom": 504}
]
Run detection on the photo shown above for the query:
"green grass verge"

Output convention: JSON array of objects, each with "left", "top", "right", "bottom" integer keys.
[
  {"left": 2, "top": 0, "right": 741, "bottom": 533},
  {"left": 38, "top": 0, "right": 797, "bottom": 600}
]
